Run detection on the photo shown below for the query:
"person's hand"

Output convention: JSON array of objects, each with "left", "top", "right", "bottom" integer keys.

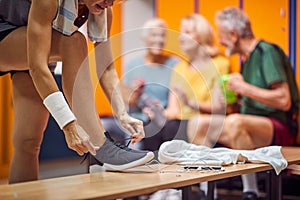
[
  {"left": 227, "top": 73, "right": 246, "bottom": 95},
  {"left": 62, "top": 121, "right": 99, "bottom": 156},
  {"left": 288, "top": 164, "right": 300, "bottom": 175},
  {"left": 128, "top": 78, "right": 145, "bottom": 105},
  {"left": 143, "top": 100, "right": 163, "bottom": 120},
  {"left": 130, "top": 78, "right": 145, "bottom": 90},
  {"left": 118, "top": 113, "right": 145, "bottom": 144}
]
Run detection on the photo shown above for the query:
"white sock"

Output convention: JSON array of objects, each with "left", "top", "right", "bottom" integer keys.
[
  {"left": 241, "top": 173, "right": 259, "bottom": 195},
  {"left": 200, "top": 181, "right": 218, "bottom": 199}
]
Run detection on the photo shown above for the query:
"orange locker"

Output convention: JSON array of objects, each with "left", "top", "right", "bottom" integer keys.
[
  {"left": 0, "top": 74, "right": 14, "bottom": 179},
  {"left": 156, "top": 0, "right": 195, "bottom": 59},
  {"left": 243, "top": 0, "right": 289, "bottom": 53}
]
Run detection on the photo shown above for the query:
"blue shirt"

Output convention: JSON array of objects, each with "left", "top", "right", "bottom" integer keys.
[{"left": 123, "top": 55, "right": 179, "bottom": 122}]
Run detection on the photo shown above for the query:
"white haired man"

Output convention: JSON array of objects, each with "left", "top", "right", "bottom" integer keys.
[{"left": 187, "top": 6, "right": 299, "bottom": 200}]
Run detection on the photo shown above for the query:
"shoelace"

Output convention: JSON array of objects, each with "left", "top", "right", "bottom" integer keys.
[
  {"left": 104, "top": 131, "right": 132, "bottom": 151},
  {"left": 80, "top": 132, "right": 133, "bottom": 164}
]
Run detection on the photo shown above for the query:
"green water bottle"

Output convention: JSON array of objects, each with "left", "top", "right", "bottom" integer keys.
[{"left": 219, "top": 74, "right": 237, "bottom": 104}]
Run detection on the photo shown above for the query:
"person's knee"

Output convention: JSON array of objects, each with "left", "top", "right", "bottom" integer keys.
[
  {"left": 225, "top": 114, "right": 250, "bottom": 148},
  {"left": 188, "top": 117, "right": 208, "bottom": 137},
  {"left": 12, "top": 135, "right": 42, "bottom": 156},
  {"left": 226, "top": 114, "right": 244, "bottom": 130}
]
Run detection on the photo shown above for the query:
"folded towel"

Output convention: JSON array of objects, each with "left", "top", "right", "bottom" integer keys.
[
  {"left": 52, "top": 0, "right": 107, "bottom": 42},
  {"left": 158, "top": 140, "right": 287, "bottom": 175}
]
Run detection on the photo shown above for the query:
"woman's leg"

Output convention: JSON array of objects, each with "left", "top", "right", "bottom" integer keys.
[
  {"left": 50, "top": 30, "right": 106, "bottom": 146},
  {"left": 187, "top": 115, "right": 225, "bottom": 147},
  {"left": 9, "top": 72, "right": 49, "bottom": 183}
]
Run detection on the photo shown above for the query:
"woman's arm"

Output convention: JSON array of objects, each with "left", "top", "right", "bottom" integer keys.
[
  {"left": 27, "top": 0, "right": 97, "bottom": 155},
  {"left": 95, "top": 8, "right": 144, "bottom": 142},
  {"left": 27, "top": 0, "right": 59, "bottom": 98},
  {"left": 164, "top": 92, "right": 180, "bottom": 120}
]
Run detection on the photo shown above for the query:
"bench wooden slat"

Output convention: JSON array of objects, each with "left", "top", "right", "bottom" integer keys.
[{"left": 0, "top": 147, "right": 299, "bottom": 200}]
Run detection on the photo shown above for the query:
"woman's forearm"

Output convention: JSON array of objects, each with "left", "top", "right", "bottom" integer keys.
[{"left": 100, "top": 63, "right": 127, "bottom": 118}]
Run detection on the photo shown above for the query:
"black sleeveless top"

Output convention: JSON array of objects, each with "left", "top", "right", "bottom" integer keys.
[{"left": 0, "top": 0, "right": 31, "bottom": 32}]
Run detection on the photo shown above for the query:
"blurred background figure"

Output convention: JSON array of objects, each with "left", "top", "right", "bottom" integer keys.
[
  {"left": 187, "top": 7, "right": 299, "bottom": 200},
  {"left": 147, "top": 13, "right": 229, "bottom": 200},
  {"left": 101, "top": 18, "right": 179, "bottom": 149}
]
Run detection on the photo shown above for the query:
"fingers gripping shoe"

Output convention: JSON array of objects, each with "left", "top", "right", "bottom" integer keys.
[{"left": 89, "top": 132, "right": 154, "bottom": 172}]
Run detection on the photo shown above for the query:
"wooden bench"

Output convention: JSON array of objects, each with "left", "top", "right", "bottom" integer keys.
[{"left": 0, "top": 147, "right": 299, "bottom": 200}]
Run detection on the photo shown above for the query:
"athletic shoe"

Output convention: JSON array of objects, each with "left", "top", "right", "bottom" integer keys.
[{"left": 89, "top": 132, "right": 154, "bottom": 172}]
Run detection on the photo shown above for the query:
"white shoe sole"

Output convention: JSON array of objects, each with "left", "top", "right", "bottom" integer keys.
[
  {"left": 89, "top": 152, "right": 154, "bottom": 172},
  {"left": 89, "top": 164, "right": 106, "bottom": 173}
]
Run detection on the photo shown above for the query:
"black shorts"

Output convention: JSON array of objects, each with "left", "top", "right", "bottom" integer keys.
[{"left": 0, "top": 28, "right": 15, "bottom": 42}]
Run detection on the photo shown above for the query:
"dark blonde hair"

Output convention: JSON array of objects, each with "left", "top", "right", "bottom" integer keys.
[{"left": 181, "top": 14, "right": 219, "bottom": 57}]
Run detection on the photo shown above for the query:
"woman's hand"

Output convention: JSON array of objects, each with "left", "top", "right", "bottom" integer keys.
[
  {"left": 118, "top": 113, "right": 145, "bottom": 144},
  {"left": 143, "top": 100, "right": 164, "bottom": 120},
  {"left": 62, "top": 121, "right": 99, "bottom": 156}
]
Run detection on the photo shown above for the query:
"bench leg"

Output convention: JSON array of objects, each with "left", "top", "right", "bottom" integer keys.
[
  {"left": 266, "top": 170, "right": 282, "bottom": 200},
  {"left": 181, "top": 185, "right": 192, "bottom": 200},
  {"left": 207, "top": 181, "right": 215, "bottom": 200}
]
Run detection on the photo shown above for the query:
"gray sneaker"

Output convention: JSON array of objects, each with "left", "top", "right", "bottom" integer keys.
[{"left": 89, "top": 132, "right": 154, "bottom": 172}]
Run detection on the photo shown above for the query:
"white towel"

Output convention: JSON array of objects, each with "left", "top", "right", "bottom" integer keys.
[
  {"left": 158, "top": 140, "right": 287, "bottom": 175},
  {"left": 52, "top": 0, "right": 107, "bottom": 42}
]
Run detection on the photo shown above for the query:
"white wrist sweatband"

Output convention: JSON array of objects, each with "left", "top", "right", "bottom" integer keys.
[{"left": 43, "top": 91, "right": 76, "bottom": 129}]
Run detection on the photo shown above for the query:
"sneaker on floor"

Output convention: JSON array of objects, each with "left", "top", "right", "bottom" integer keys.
[
  {"left": 89, "top": 132, "right": 154, "bottom": 172},
  {"left": 242, "top": 191, "right": 259, "bottom": 200}
]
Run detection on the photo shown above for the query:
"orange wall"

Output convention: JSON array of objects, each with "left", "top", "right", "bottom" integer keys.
[
  {"left": 157, "top": 0, "right": 195, "bottom": 60},
  {"left": 243, "top": 0, "right": 289, "bottom": 54},
  {"left": 0, "top": 74, "right": 14, "bottom": 179}
]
